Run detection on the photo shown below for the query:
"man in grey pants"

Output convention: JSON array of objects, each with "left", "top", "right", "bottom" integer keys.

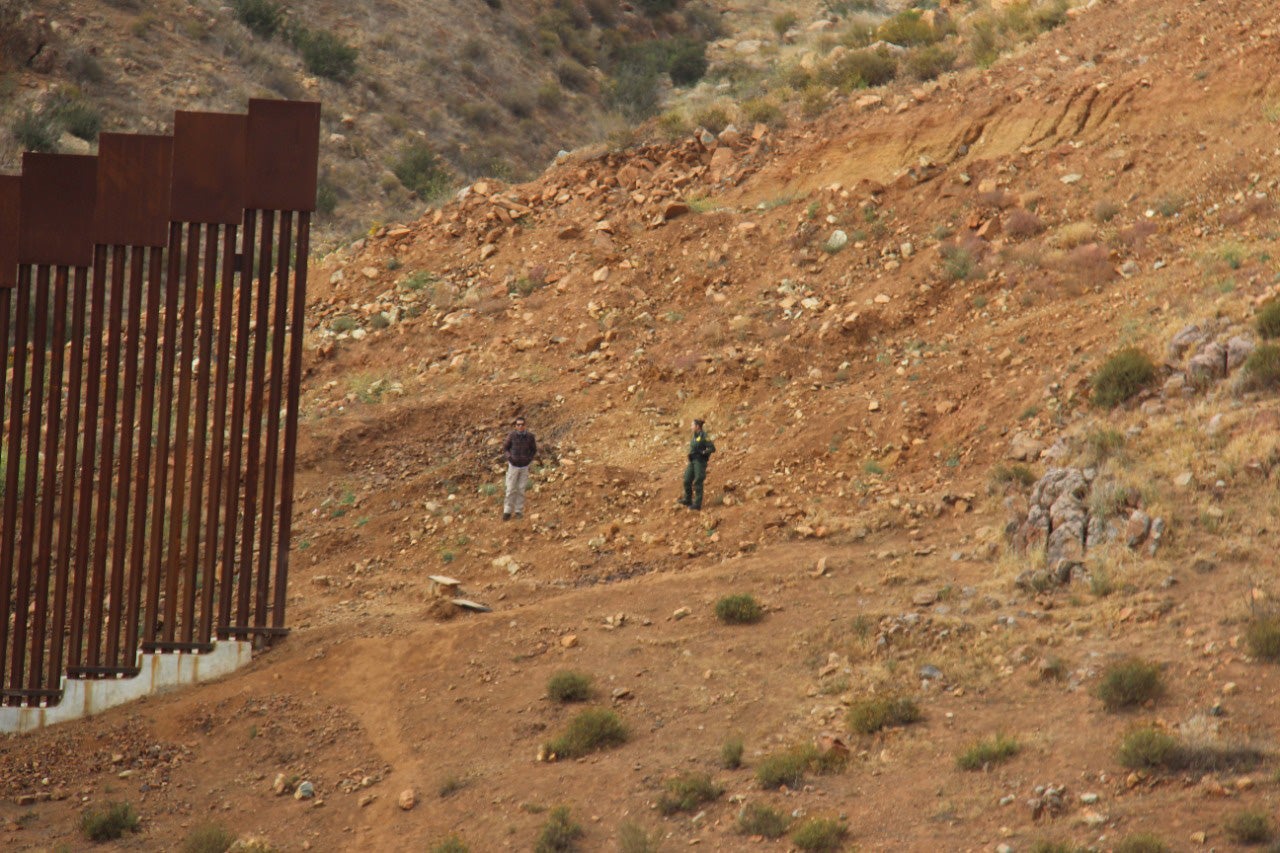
[{"left": 502, "top": 416, "right": 536, "bottom": 520}]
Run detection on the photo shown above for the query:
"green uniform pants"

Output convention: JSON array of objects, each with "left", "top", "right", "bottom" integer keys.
[{"left": 683, "top": 459, "right": 707, "bottom": 509}]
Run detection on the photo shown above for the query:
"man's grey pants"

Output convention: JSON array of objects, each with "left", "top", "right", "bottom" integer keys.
[{"left": 504, "top": 464, "right": 530, "bottom": 515}]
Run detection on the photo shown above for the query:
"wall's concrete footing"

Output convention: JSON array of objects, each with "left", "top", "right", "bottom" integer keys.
[{"left": 0, "top": 641, "right": 253, "bottom": 734}]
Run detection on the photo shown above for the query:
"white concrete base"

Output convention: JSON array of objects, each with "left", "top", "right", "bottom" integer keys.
[{"left": 0, "top": 640, "right": 253, "bottom": 734}]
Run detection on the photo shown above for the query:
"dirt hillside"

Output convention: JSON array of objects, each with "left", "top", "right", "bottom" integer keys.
[{"left": 5, "top": 0, "right": 1280, "bottom": 850}]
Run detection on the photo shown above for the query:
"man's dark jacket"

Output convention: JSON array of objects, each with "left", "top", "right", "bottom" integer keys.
[{"left": 504, "top": 429, "right": 537, "bottom": 467}]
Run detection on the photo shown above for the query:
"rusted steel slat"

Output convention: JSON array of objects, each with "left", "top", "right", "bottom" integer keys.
[
  {"left": 182, "top": 223, "right": 219, "bottom": 643},
  {"left": 30, "top": 266, "right": 68, "bottom": 695},
  {"left": 236, "top": 209, "right": 274, "bottom": 628},
  {"left": 199, "top": 225, "right": 238, "bottom": 642},
  {"left": 144, "top": 225, "right": 183, "bottom": 648},
  {"left": 105, "top": 248, "right": 144, "bottom": 665},
  {"left": 165, "top": 223, "right": 201, "bottom": 643},
  {"left": 93, "top": 134, "right": 174, "bottom": 248},
  {"left": 246, "top": 100, "right": 321, "bottom": 212},
  {"left": 171, "top": 112, "right": 247, "bottom": 225},
  {"left": 274, "top": 212, "right": 310, "bottom": 627},
  {"left": 0, "top": 286, "right": 10, "bottom": 700},
  {"left": 48, "top": 266, "right": 88, "bottom": 693},
  {"left": 219, "top": 213, "right": 256, "bottom": 635},
  {"left": 87, "top": 245, "right": 127, "bottom": 668},
  {"left": 18, "top": 153, "right": 97, "bottom": 268},
  {"left": 0, "top": 176, "right": 19, "bottom": 288},
  {"left": 123, "top": 247, "right": 165, "bottom": 656},
  {"left": 255, "top": 212, "right": 291, "bottom": 626},
  {"left": 2, "top": 271, "right": 32, "bottom": 698}
]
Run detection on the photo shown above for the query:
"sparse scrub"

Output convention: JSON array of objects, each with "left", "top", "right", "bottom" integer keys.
[
  {"left": 13, "top": 108, "right": 58, "bottom": 153},
  {"left": 847, "top": 696, "right": 921, "bottom": 734},
  {"left": 1245, "top": 614, "right": 1280, "bottom": 661},
  {"left": 905, "top": 44, "right": 956, "bottom": 80},
  {"left": 1097, "top": 658, "right": 1163, "bottom": 711},
  {"left": 233, "top": 0, "right": 283, "bottom": 39},
  {"left": 877, "top": 10, "right": 943, "bottom": 46},
  {"left": 617, "top": 822, "right": 660, "bottom": 853},
  {"left": 392, "top": 142, "right": 452, "bottom": 201},
  {"left": 547, "top": 670, "right": 592, "bottom": 702},
  {"left": 956, "top": 734, "right": 1019, "bottom": 770},
  {"left": 1116, "top": 726, "right": 1177, "bottom": 769},
  {"left": 80, "top": 801, "right": 140, "bottom": 842},
  {"left": 1113, "top": 835, "right": 1168, "bottom": 853},
  {"left": 737, "top": 802, "right": 789, "bottom": 837},
  {"left": 183, "top": 823, "right": 236, "bottom": 853},
  {"left": 1028, "top": 843, "right": 1082, "bottom": 853},
  {"left": 720, "top": 736, "right": 744, "bottom": 769},
  {"left": 430, "top": 838, "right": 469, "bottom": 853},
  {"left": 1093, "top": 199, "right": 1122, "bottom": 223},
  {"left": 1240, "top": 343, "right": 1280, "bottom": 392},
  {"left": 692, "top": 105, "right": 731, "bottom": 134},
  {"left": 821, "top": 47, "right": 898, "bottom": 90},
  {"left": 941, "top": 245, "right": 976, "bottom": 281},
  {"left": 657, "top": 773, "right": 722, "bottom": 815},
  {"left": 1224, "top": 809, "right": 1274, "bottom": 844},
  {"left": 715, "top": 594, "right": 763, "bottom": 624},
  {"left": 1256, "top": 300, "right": 1280, "bottom": 339},
  {"left": 544, "top": 708, "right": 628, "bottom": 758},
  {"left": 1090, "top": 347, "right": 1155, "bottom": 408},
  {"left": 535, "top": 806, "right": 583, "bottom": 853},
  {"left": 791, "top": 817, "right": 848, "bottom": 852},
  {"left": 1083, "top": 427, "right": 1126, "bottom": 465},
  {"left": 756, "top": 743, "right": 843, "bottom": 789},
  {"left": 1004, "top": 208, "right": 1044, "bottom": 239},
  {"left": 741, "top": 96, "right": 784, "bottom": 128},
  {"left": 772, "top": 12, "right": 798, "bottom": 38},
  {"left": 294, "top": 28, "right": 358, "bottom": 81},
  {"left": 990, "top": 463, "right": 1036, "bottom": 489}
]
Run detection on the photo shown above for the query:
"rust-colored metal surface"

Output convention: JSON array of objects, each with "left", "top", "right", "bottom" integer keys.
[{"left": 0, "top": 99, "right": 318, "bottom": 709}]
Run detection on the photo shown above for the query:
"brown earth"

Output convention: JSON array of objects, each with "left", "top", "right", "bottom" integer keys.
[{"left": 5, "top": 0, "right": 1280, "bottom": 850}]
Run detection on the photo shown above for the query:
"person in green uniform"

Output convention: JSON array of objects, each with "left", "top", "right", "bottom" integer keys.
[{"left": 679, "top": 418, "right": 715, "bottom": 511}]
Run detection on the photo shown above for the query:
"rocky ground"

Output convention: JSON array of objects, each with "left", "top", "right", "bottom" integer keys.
[{"left": 5, "top": 0, "right": 1280, "bottom": 850}]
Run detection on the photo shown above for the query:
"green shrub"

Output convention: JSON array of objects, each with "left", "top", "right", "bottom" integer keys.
[
  {"left": 822, "top": 47, "right": 898, "bottom": 90},
  {"left": 315, "top": 178, "right": 338, "bottom": 217},
  {"left": 544, "top": 708, "right": 628, "bottom": 758},
  {"left": 1225, "top": 809, "right": 1274, "bottom": 844},
  {"left": 556, "top": 59, "right": 594, "bottom": 92},
  {"left": 1114, "top": 834, "right": 1169, "bottom": 853},
  {"left": 847, "top": 696, "right": 921, "bottom": 734},
  {"left": 1028, "top": 843, "right": 1082, "bottom": 853},
  {"left": 1258, "top": 300, "right": 1280, "bottom": 339},
  {"left": 657, "top": 773, "right": 722, "bottom": 814},
  {"left": 905, "top": 44, "right": 956, "bottom": 80},
  {"left": 990, "top": 463, "right": 1036, "bottom": 489},
  {"left": 1241, "top": 342, "right": 1280, "bottom": 392},
  {"left": 183, "top": 823, "right": 236, "bottom": 853},
  {"left": 617, "top": 821, "right": 660, "bottom": 853},
  {"left": 715, "top": 594, "right": 763, "bottom": 625},
  {"left": 877, "top": 10, "right": 942, "bottom": 46},
  {"left": 1096, "top": 658, "right": 1164, "bottom": 711},
  {"left": 1246, "top": 615, "right": 1280, "bottom": 661},
  {"left": 547, "top": 671, "right": 592, "bottom": 703},
  {"left": 756, "top": 747, "right": 811, "bottom": 790},
  {"left": 773, "top": 12, "right": 798, "bottom": 37},
  {"left": 80, "top": 801, "right": 140, "bottom": 842},
  {"left": 737, "top": 802, "right": 789, "bottom": 838},
  {"left": 430, "top": 837, "right": 469, "bottom": 853},
  {"left": 233, "top": 0, "right": 283, "bottom": 39},
  {"left": 1090, "top": 347, "right": 1155, "bottom": 407},
  {"left": 692, "top": 105, "right": 731, "bottom": 134},
  {"left": 1116, "top": 726, "right": 1178, "bottom": 769},
  {"left": 56, "top": 98, "right": 102, "bottom": 141},
  {"left": 535, "top": 806, "right": 583, "bottom": 853},
  {"left": 295, "top": 28, "right": 358, "bottom": 81},
  {"left": 392, "top": 142, "right": 452, "bottom": 201},
  {"left": 720, "top": 736, "right": 744, "bottom": 769},
  {"left": 13, "top": 108, "right": 58, "bottom": 153},
  {"left": 956, "top": 734, "right": 1020, "bottom": 770},
  {"left": 741, "top": 96, "right": 784, "bottom": 127},
  {"left": 941, "top": 245, "right": 976, "bottom": 280},
  {"left": 791, "top": 817, "right": 848, "bottom": 852}
]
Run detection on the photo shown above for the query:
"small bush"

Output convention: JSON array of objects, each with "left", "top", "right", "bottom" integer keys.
[
  {"left": 692, "top": 105, "right": 731, "bottom": 135},
  {"left": 295, "top": 29, "right": 358, "bottom": 81},
  {"left": 1004, "top": 208, "right": 1044, "bottom": 239},
  {"left": 720, "top": 736, "right": 744, "bottom": 769},
  {"left": 756, "top": 747, "right": 811, "bottom": 790},
  {"left": 183, "top": 823, "right": 236, "bottom": 853},
  {"left": 1097, "top": 658, "right": 1163, "bottom": 711},
  {"left": 741, "top": 96, "right": 784, "bottom": 127},
  {"left": 737, "top": 803, "right": 789, "bottom": 838},
  {"left": 66, "top": 48, "right": 106, "bottom": 84},
  {"left": 430, "top": 837, "right": 469, "bottom": 853},
  {"left": 877, "top": 10, "right": 941, "bottom": 46},
  {"left": 956, "top": 734, "right": 1020, "bottom": 771},
  {"left": 556, "top": 59, "right": 594, "bottom": 92},
  {"left": 905, "top": 44, "right": 956, "bottom": 80},
  {"left": 547, "top": 671, "right": 592, "bottom": 703},
  {"left": 715, "top": 594, "right": 763, "bottom": 625},
  {"left": 1028, "top": 843, "right": 1082, "bottom": 853},
  {"left": 657, "top": 773, "right": 722, "bottom": 815},
  {"left": 1246, "top": 615, "right": 1280, "bottom": 661},
  {"left": 1116, "top": 726, "right": 1178, "bottom": 769},
  {"left": 392, "top": 142, "right": 452, "bottom": 201},
  {"left": 56, "top": 98, "right": 102, "bottom": 141},
  {"left": 535, "top": 806, "right": 583, "bottom": 853},
  {"left": 1093, "top": 199, "right": 1122, "bottom": 223},
  {"left": 617, "top": 822, "right": 660, "bottom": 853},
  {"left": 990, "top": 463, "right": 1036, "bottom": 489},
  {"left": 941, "top": 245, "right": 976, "bottom": 280},
  {"left": 233, "top": 0, "right": 283, "bottom": 39},
  {"left": 847, "top": 696, "right": 921, "bottom": 734},
  {"left": 1114, "top": 834, "right": 1169, "bottom": 853},
  {"left": 80, "top": 801, "right": 140, "bottom": 842},
  {"left": 772, "top": 12, "right": 798, "bottom": 37},
  {"left": 822, "top": 47, "right": 897, "bottom": 90},
  {"left": 1090, "top": 347, "right": 1155, "bottom": 408},
  {"left": 791, "top": 817, "right": 848, "bottom": 852},
  {"left": 13, "top": 108, "right": 58, "bottom": 153},
  {"left": 315, "top": 178, "right": 338, "bottom": 217},
  {"left": 1225, "top": 809, "right": 1274, "bottom": 844},
  {"left": 1241, "top": 342, "right": 1280, "bottom": 392},
  {"left": 544, "top": 708, "right": 628, "bottom": 758},
  {"left": 1258, "top": 301, "right": 1280, "bottom": 339}
]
